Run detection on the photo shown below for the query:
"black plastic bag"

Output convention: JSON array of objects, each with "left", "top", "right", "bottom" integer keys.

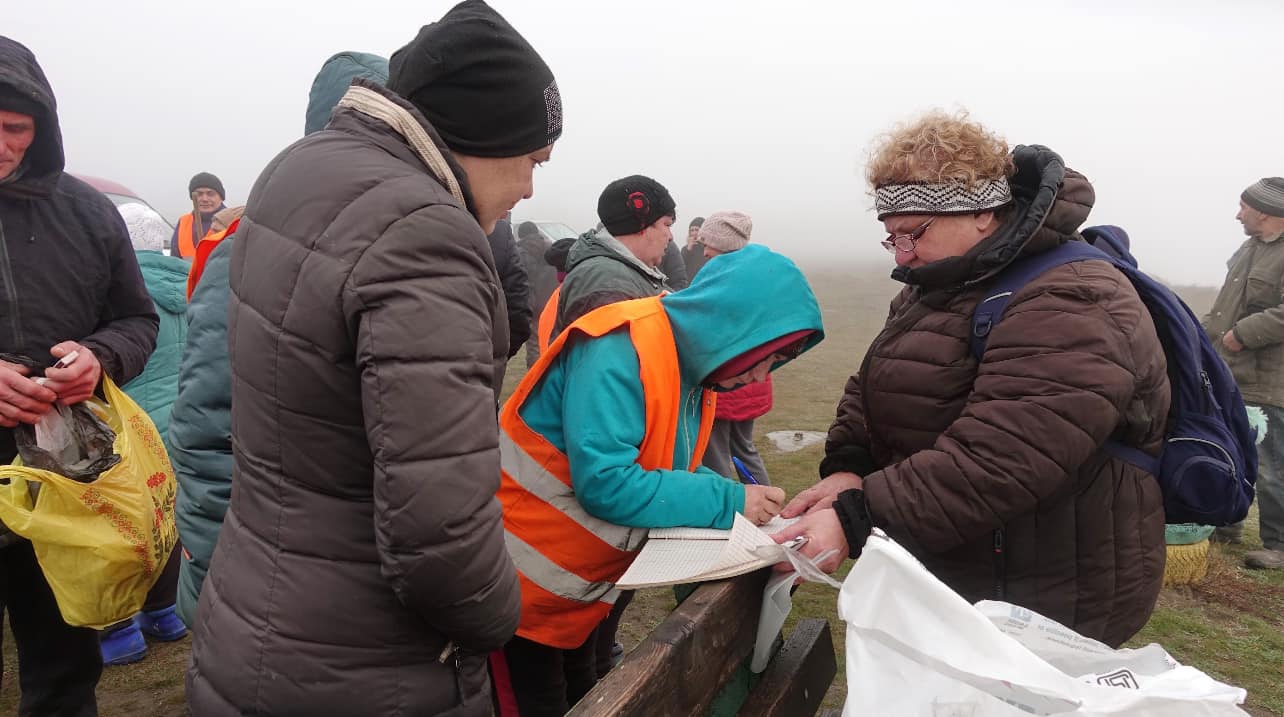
[{"left": 1, "top": 353, "right": 119, "bottom": 483}]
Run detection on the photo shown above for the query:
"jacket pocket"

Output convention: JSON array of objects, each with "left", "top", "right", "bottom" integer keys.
[
  {"left": 1245, "top": 269, "right": 1282, "bottom": 313},
  {"left": 437, "top": 653, "right": 491, "bottom": 717},
  {"left": 1256, "top": 343, "right": 1283, "bottom": 386},
  {"left": 1227, "top": 348, "right": 1259, "bottom": 387}
]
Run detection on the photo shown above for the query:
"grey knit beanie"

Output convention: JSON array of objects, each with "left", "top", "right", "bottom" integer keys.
[
  {"left": 1243, "top": 177, "right": 1284, "bottom": 218},
  {"left": 698, "top": 211, "right": 753, "bottom": 252}
]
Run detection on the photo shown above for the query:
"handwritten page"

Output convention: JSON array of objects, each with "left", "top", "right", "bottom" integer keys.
[
  {"left": 648, "top": 515, "right": 799, "bottom": 541},
  {"left": 616, "top": 514, "right": 795, "bottom": 589}
]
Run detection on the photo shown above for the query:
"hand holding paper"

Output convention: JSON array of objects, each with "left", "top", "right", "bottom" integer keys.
[{"left": 770, "top": 507, "right": 849, "bottom": 574}]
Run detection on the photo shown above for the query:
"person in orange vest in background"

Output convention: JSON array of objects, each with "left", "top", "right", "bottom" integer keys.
[
  {"left": 185, "top": 205, "right": 244, "bottom": 300},
  {"left": 535, "top": 236, "right": 575, "bottom": 353},
  {"left": 490, "top": 245, "right": 824, "bottom": 716},
  {"left": 171, "top": 172, "right": 226, "bottom": 259}
]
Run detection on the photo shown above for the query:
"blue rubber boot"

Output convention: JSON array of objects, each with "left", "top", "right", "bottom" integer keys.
[
  {"left": 100, "top": 619, "right": 147, "bottom": 666},
  {"left": 137, "top": 605, "right": 188, "bottom": 641}
]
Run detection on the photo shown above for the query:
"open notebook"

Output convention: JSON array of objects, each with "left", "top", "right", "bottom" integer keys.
[{"left": 615, "top": 514, "right": 799, "bottom": 589}]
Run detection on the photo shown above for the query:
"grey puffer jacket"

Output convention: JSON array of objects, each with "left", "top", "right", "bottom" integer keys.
[{"left": 186, "top": 81, "right": 519, "bottom": 716}]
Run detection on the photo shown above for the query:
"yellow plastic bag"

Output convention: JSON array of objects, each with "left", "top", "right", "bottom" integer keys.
[{"left": 0, "top": 377, "right": 178, "bottom": 628}]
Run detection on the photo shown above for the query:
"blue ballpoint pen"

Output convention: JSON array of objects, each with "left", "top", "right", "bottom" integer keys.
[{"left": 731, "top": 456, "right": 760, "bottom": 485}]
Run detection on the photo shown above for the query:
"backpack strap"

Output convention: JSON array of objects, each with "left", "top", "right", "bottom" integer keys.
[
  {"left": 969, "top": 239, "right": 1164, "bottom": 476},
  {"left": 1101, "top": 442, "right": 1161, "bottom": 475},
  {"left": 969, "top": 241, "right": 1110, "bottom": 362}
]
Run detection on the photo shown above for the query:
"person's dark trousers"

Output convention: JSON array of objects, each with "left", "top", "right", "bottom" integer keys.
[
  {"left": 593, "top": 591, "right": 634, "bottom": 678},
  {"left": 1253, "top": 404, "right": 1284, "bottom": 551},
  {"left": 500, "top": 633, "right": 598, "bottom": 716},
  {"left": 142, "top": 542, "right": 180, "bottom": 612},
  {"left": 102, "top": 541, "right": 182, "bottom": 637},
  {"left": 0, "top": 540, "right": 102, "bottom": 717}
]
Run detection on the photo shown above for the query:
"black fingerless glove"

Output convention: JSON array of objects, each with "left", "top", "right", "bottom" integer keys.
[{"left": 833, "top": 489, "right": 873, "bottom": 559}]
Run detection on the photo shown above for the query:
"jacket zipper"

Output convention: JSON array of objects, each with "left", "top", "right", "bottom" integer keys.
[
  {"left": 992, "top": 528, "right": 1007, "bottom": 600},
  {"left": 1166, "top": 436, "right": 1251, "bottom": 492},
  {"left": 0, "top": 216, "right": 25, "bottom": 349}
]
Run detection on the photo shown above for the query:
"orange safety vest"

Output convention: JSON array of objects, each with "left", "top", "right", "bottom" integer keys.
[
  {"left": 186, "top": 217, "right": 240, "bottom": 301},
  {"left": 536, "top": 285, "right": 561, "bottom": 354},
  {"left": 175, "top": 212, "right": 204, "bottom": 259},
  {"left": 498, "top": 296, "right": 715, "bottom": 649}
]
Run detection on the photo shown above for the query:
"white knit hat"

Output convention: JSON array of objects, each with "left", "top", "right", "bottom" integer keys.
[
  {"left": 118, "top": 203, "right": 169, "bottom": 253},
  {"left": 698, "top": 211, "right": 753, "bottom": 252}
]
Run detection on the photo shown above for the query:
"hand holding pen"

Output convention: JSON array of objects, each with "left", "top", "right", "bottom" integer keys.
[{"left": 734, "top": 456, "right": 785, "bottom": 525}]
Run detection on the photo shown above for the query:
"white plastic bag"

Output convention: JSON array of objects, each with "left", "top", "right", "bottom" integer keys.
[{"left": 840, "top": 532, "right": 1248, "bottom": 716}]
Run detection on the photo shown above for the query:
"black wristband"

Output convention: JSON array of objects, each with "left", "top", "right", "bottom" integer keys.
[
  {"left": 833, "top": 488, "right": 873, "bottom": 559},
  {"left": 819, "top": 446, "right": 878, "bottom": 480}
]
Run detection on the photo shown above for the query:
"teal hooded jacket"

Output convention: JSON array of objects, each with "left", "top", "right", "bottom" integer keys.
[
  {"left": 122, "top": 250, "right": 190, "bottom": 443},
  {"left": 515, "top": 245, "right": 824, "bottom": 529},
  {"left": 173, "top": 51, "right": 391, "bottom": 627}
]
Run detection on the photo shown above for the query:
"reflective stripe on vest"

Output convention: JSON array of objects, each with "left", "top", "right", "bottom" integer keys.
[
  {"left": 537, "top": 284, "right": 560, "bottom": 354},
  {"left": 499, "top": 431, "right": 648, "bottom": 554},
  {"left": 503, "top": 530, "right": 620, "bottom": 605},
  {"left": 498, "top": 296, "right": 715, "bottom": 649}
]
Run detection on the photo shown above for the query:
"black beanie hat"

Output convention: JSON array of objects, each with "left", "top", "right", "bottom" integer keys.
[
  {"left": 0, "top": 84, "right": 43, "bottom": 120},
  {"left": 387, "top": 0, "right": 562, "bottom": 158},
  {"left": 189, "top": 172, "right": 225, "bottom": 200},
  {"left": 597, "top": 175, "right": 676, "bottom": 237},
  {"left": 544, "top": 237, "right": 575, "bottom": 272},
  {"left": 689, "top": 216, "right": 705, "bottom": 229}
]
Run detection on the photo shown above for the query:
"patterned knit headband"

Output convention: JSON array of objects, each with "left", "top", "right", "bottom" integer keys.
[{"left": 874, "top": 179, "right": 1013, "bottom": 220}]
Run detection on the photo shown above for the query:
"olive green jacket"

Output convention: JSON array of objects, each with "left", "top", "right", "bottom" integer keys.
[{"left": 1203, "top": 232, "right": 1284, "bottom": 408}]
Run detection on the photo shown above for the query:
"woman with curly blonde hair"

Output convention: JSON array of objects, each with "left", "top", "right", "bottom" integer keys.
[{"left": 773, "top": 110, "right": 1171, "bottom": 647}]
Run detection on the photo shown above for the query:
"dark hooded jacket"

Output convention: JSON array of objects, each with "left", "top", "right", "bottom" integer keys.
[
  {"left": 660, "top": 238, "right": 689, "bottom": 289},
  {"left": 0, "top": 37, "right": 157, "bottom": 466},
  {"left": 517, "top": 229, "right": 557, "bottom": 319},
  {"left": 185, "top": 80, "right": 519, "bottom": 716},
  {"left": 487, "top": 216, "right": 532, "bottom": 358},
  {"left": 826, "top": 146, "right": 1169, "bottom": 647},
  {"left": 554, "top": 229, "right": 667, "bottom": 335}
]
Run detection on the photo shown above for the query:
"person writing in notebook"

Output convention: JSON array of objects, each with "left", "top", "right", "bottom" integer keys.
[
  {"left": 493, "top": 245, "right": 823, "bottom": 716},
  {"left": 694, "top": 211, "right": 777, "bottom": 486}
]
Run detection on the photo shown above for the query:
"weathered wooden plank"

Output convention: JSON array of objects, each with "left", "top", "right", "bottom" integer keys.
[
  {"left": 818, "top": 710, "right": 843, "bottom": 717},
  {"left": 568, "top": 570, "right": 769, "bottom": 717},
  {"left": 739, "top": 618, "right": 837, "bottom": 717}
]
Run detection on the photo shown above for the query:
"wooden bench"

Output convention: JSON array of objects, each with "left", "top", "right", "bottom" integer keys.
[{"left": 568, "top": 570, "right": 838, "bottom": 716}]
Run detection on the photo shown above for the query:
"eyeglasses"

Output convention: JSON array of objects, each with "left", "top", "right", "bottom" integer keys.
[{"left": 880, "top": 217, "right": 936, "bottom": 254}]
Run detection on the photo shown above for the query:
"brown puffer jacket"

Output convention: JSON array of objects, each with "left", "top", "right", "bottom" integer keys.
[
  {"left": 823, "top": 145, "right": 1170, "bottom": 647},
  {"left": 186, "top": 81, "right": 520, "bottom": 716}
]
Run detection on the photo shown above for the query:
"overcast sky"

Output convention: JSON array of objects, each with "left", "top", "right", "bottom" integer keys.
[{"left": 9, "top": 0, "right": 1282, "bottom": 285}]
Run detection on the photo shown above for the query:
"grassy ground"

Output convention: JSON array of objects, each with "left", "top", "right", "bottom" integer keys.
[{"left": 2, "top": 268, "right": 1278, "bottom": 715}]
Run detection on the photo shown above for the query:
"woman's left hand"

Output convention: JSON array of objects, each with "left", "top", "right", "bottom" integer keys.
[{"left": 771, "top": 507, "right": 849, "bottom": 574}]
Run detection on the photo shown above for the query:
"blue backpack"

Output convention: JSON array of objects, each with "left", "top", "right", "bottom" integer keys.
[{"left": 970, "top": 225, "right": 1256, "bottom": 526}]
